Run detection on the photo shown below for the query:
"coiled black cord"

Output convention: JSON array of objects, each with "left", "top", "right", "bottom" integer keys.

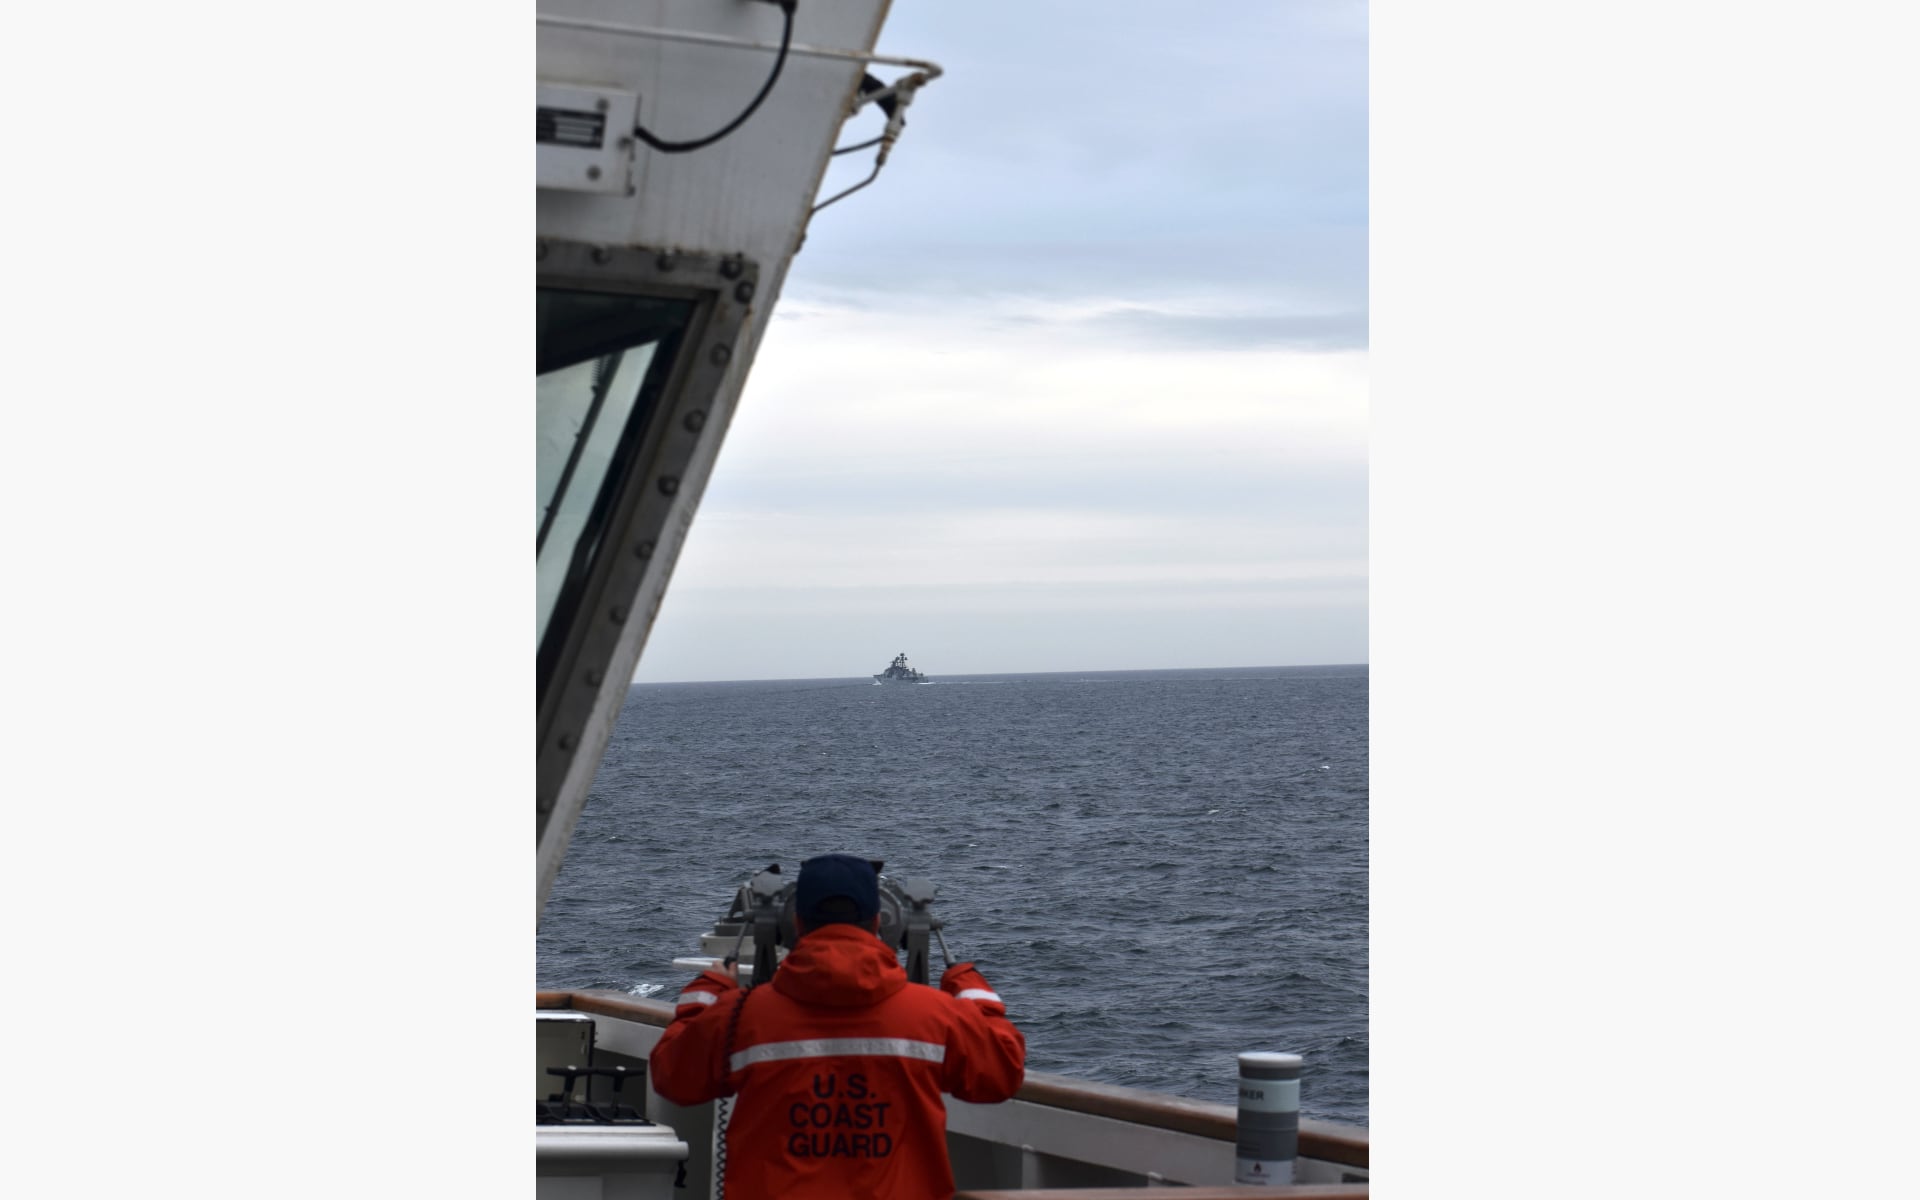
[
  {"left": 634, "top": 0, "right": 796, "bottom": 154},
  {"left": 713, "top": 979, "right": 753, "bottom": 1198}
]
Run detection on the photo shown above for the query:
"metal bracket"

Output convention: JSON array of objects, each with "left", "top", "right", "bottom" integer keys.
[{"left": 536, "top": 82, "right": 640, "bottom": 195}]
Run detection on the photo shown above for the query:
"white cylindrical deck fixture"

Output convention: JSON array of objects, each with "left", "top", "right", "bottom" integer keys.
[{"left": 1234, "top": 1051, "right": 1303, "bottom": 1185}]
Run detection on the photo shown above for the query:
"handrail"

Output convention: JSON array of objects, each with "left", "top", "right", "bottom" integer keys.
[
  {"left": 537, "top": 989, "right": 1368, "bottom": 1169},
  {"left": 1014, "top": 1072, "right": 1367, "bottom": 1170},
  {"left": 948, "top": 1182, "right": 1367, "bottom": 1190},
  {"left": 540, "top": 987, "right": 676, "bottom": 1024},
  {"left": 536, "top": 14, "right": 944, "bottom": 78}
]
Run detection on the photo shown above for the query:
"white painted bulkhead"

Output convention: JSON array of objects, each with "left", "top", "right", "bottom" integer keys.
[{"left": 535, "top": 0, "right": 910, "bottom": 911}]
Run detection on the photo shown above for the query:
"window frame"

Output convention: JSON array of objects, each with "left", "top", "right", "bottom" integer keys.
[{"left": 535, "top": 240, "right": 761, "bottom": 862}]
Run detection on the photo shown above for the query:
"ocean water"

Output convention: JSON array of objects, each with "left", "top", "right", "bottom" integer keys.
[{"left": 537, "top": 663, "right": 1368, "bottom": 1126}]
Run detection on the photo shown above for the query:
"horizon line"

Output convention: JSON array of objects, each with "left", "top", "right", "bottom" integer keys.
[{"left": 631, "top": 661, "right": 1369, "bottom": 686}]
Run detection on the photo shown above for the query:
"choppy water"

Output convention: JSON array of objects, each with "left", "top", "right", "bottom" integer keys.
[{"left": 538, "top": 663, "right": 1368, "bottom": 1125}]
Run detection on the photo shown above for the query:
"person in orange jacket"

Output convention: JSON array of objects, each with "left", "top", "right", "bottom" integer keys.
[{"left": 649, "top": 853, "right": 1027, "bottom": 1199}]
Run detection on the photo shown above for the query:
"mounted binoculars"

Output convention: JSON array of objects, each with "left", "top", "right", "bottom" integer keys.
[{"left": 694, "top": 859, "right": 955, "bottom": 987}]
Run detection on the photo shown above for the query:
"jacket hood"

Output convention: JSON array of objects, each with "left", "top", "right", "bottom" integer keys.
[{"left": 771, "top": 923, "right": 908, "bottom": 1008}]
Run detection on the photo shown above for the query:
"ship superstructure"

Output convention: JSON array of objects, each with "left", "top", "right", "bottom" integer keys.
[
  {"left": 536, "top": 0, "right": 940, "bottom": 912},
  {"left": 873, "top": 651, "right": 929, "bottom": 683}
]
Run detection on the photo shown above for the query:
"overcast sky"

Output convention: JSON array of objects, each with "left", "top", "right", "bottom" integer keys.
[{"left": 636, "top": 0, "right": 1367, "bottom": 682}]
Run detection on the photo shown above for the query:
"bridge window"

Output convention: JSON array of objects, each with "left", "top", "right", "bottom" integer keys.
[{"left": 536, "top": 289, "right": 693, "bottom": 659}]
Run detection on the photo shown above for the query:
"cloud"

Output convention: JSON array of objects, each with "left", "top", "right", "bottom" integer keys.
[
  {"left": 671, "top": 508, "right": 1366, "bottom": 594},
  {"left": 1040, "top": 305, "right": 1366, "bottom": 352},
  {"left": 627, "top": 1, "right": 1369, "bottom": 680},
  {"left": 660, "top": 295, "right": 1367, "bottom": 632},
  {"left": 796, "top": 1, "right": 1368, "bottom": 320},
  {"left": 734, "top": 294, "right": 1368, "bottom": 471}
]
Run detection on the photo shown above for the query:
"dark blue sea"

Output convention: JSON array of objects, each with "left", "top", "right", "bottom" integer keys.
[{"left": 537, "top": 664, "right": 1368, "bottom": 1126}]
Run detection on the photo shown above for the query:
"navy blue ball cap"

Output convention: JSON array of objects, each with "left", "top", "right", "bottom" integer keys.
[{"left": 797, "top": 853, "right": 880, "bottom": 926}]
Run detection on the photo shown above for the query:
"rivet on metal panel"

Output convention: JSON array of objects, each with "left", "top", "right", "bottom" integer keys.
[
  {"left": 584, "top": 669, "right": 604, "bottom": 686},
  {"left": 595, "top": 97, "right": 609, "bottom": 112},
  {"left": 586, "top": 165, "right": 602, "bottom": 181},
  {"left": 658, "top": 476, "right": 681, "bottom": 495},
  {"left": 710, "top": 344, "right": 732, "bottom": 367},
  {"left": 591, "top": 246, "right": 612, "bottom": 264},
  {"left": 634, "top": 539, "right": 655, "bottom": 559},
  {"left": 558, "top": 733, "right": 577, "bottom": 750},
  {"left": 683, "top": 410, "right": 708, "bottom": 432},
  {"left": 656, "top": 252, "right": 677, "bottom": 271},
  {"left": 719, "top": 256, "right": 744, "bottom": 280},
  {"left": 609, "top": 605, "right": 629, "bottom": 624},
  {"left": 734, "top": 280, "right": 756, "bottom": 304}
]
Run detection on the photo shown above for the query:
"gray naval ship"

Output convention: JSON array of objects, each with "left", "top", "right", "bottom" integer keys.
[{"left": 873, "top": 651, "right": 929, "bottom": 683}]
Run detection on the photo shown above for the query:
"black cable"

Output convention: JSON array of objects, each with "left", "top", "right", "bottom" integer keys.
[
  {"left": 832, "top": 135, "right": 884, "bottom": 156},
  {"left": 633, "top": 0, "right": 796, "bottom": 154},
  {"left": 714, "top": 982, "right": 753, "bottom": 1199}
]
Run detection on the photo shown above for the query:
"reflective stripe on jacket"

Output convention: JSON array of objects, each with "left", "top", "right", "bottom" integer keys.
[{"left": 649, "top": 923, "right": 1026, "bottom": 1200}]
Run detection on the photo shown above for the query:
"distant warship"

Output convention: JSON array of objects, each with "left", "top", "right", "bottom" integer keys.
[{"left": 873, "top": 652, "right": 929, "bottom": 683}]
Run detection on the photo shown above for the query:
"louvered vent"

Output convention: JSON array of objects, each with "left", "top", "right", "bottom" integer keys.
[{"left": 537, "top": 107, "right": 607, "bottom": 150}]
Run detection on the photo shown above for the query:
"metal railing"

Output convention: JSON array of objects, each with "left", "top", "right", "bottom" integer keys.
[{"left": 536, "top": 989, "right": 1368, "bottom": 1174}]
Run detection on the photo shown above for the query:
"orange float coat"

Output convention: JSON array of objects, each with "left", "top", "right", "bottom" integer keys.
[{"left": 649, "top": 924, "right": 1027, "bottom": 1199}]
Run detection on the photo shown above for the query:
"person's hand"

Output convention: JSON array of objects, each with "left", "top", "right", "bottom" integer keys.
[{"left": 718, "top": 957, "right": 740, "bottom": 983}]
